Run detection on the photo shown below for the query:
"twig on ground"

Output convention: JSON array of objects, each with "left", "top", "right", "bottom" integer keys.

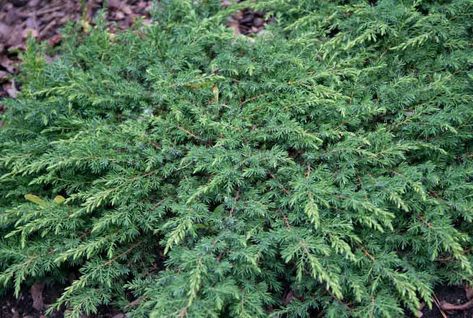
[{"left": 432, "top": 294, "right": 448, "bottom": 318}]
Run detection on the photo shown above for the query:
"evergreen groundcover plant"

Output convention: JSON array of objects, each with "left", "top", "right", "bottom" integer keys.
[{"left": 0, "top": 0, "right": 472, "bottom": 317}]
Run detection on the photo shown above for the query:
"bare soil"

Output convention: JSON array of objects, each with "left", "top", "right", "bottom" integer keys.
[{"left": 421, "top": 285, "right": 473, "bottom": 318}]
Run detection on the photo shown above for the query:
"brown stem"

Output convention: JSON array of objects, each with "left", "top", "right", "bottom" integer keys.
[{"left": 440, "top": 298, "right": 473, "bottom": 311}]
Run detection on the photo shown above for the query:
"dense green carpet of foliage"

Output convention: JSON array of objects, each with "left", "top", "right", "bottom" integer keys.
[{"left": 0, "top": 0, "right": 472, "bottom": 317}]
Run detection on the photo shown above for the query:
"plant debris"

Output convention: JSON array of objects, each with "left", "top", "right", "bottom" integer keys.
[
  {"left": 224, "top": 0, "right": 270, "bottom": 36},
  {"left": 420, "top": 286, "right": 473, "bottom": 318}
]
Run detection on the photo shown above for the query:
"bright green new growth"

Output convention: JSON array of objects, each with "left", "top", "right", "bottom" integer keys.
[{"left": 0, "top": 0, "right": 472, "bottom": 317}]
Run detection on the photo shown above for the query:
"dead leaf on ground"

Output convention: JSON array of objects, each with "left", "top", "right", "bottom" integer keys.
[
  {"left": 5, "top": 81, "right": 18, "bottom": 98},
  {"left": 22, "top": 27, "right": 39, "bottom": 39},
  {"left": 282, "top": 290, "right": 295, "bottom": 305},
  {"left": 28, "top": 0, "right": 41, "bottom": 7},
  {"left": 227, "top": 19, "right": 241, "bottom": 36},
  {"left": 465, "top": 285, "right": 473, "bottom": 299},
  {"left": 0, "top": 56, "right": 17, "bottom": 73},
  {"left": 0, "top": 71, "right": 9, "bottom": 82},
  {"left": 30, "top": 282, "right": 45, "bottom": 311},
  {"left": 0, "top": 22, "right": 13, "bottom": 40},
  {"left": 48, "top": 33, "right": 62, "bottom": 46},
  {"left": 414, "top": 302, "right": 425, "bottom": 317}
]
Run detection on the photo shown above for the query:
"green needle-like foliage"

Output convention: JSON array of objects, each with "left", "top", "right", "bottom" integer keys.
[{"left": 0, "top": 0, "right": 472, "bottom": 317}]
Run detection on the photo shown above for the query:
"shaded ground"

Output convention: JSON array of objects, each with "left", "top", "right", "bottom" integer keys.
[
  {"left": 420, "top": 285, "right": 473, "bottom": 318},
  {"left": 0, "top": 285, "right": 63, "bottom": 318},
  {"left": 0, "top": 284, "right": 126, "bottom": 317}
]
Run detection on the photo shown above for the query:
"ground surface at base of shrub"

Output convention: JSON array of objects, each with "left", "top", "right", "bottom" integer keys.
[{"left": 0, "top": 0, "right": 472, "bottom": 317}]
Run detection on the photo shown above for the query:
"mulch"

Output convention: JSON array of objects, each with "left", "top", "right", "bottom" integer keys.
[
  {"left": 0, "top": 283, "right": 65, "bottom": 318},
  {"left": 0, "top": 0, "right": 153, "bottom": 101},
  {"left": 225, "top": 1, "right": 270, "bottom": 36}
]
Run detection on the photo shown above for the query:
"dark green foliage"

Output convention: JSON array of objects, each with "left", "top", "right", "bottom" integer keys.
[{"left": 1, "top": 0, "right": 472, "bottom": 317}]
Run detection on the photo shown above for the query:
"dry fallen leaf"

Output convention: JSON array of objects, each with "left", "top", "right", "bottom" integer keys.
[
  {"left": 22, "top": 27, "right": 39, "bottom": 39},
  {"left": 465, "top": 285, "right": 473, "bottom": 299},
  {"left": 0, "top": 22, "right": 13, "bottom": 40},
  {"left": 109, "top": 0, "right": 125, "bottom": 10},
  {"left": 48, "top": 33, "right": 62, "bottom": 46},
  {"left": 30, "top": 282, "right": 45, "bottom": 311},
  {"left": 122, "top": 5, "right": 133, "bottom": 16},
  {"left": 5, "top": 82, "right": 18, "bottom": 98},
  {"left": 0, "top": 71, "right": 9, "bottom": 82},
  {"left": 227, "top": 19, "right": 241, "bottom": 36},
  {"left": 0, "top": 56, "right": 17, "bottom": 73},
  {"left": 283, "top": 290, "right": 295, "bottom": 305},
  {"left": 116, "top": 11, "right": 125, "bottom": 20},
  {"left": 28, "top": 0, "right": 41, "bottom": 7}
]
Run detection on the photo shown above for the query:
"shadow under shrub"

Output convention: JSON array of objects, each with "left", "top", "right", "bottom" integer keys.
[{"left": 0, "top": 0, "right": 472, "bottom": 317}]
